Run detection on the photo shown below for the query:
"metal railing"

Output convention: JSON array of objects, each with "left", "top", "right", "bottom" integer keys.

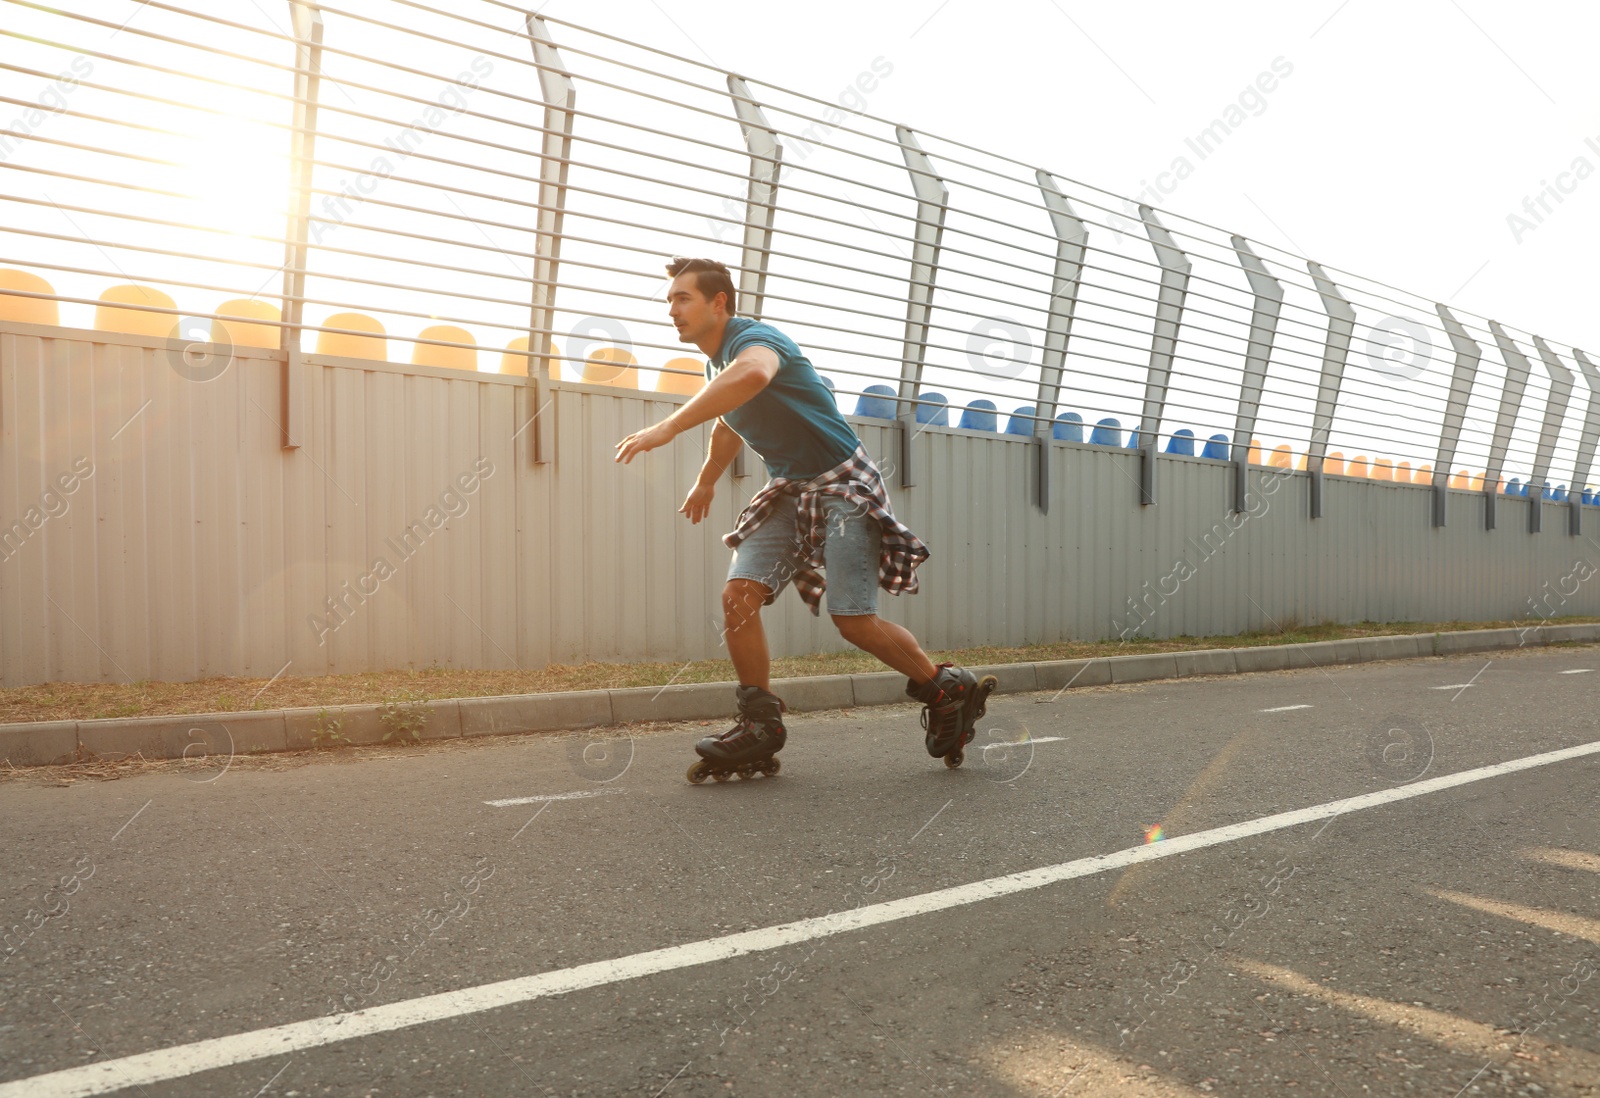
[{"left": 3, "top": 0, "right": 1599, "bottom": 529}]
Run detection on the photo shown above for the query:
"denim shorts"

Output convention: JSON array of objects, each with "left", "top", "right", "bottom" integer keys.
[{"left": 727, "top": 495, "right": 882, "bottom": 616}]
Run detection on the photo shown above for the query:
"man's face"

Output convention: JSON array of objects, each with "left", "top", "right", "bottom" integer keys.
[{"left": 667, "top": 273, "right": 724, "bottom": 344}]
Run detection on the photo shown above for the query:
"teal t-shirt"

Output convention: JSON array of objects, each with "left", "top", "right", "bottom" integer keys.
[{"left": 709, "top": 318, "right": 860, "bottom": 480}]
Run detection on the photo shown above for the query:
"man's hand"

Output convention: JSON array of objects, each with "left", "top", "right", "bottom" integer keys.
[
  {"left": 614, "top": 419, "right": 680, "bottom": 464},
  {"left": 679, "top": 482, "right": 715, "bottom": 524}
]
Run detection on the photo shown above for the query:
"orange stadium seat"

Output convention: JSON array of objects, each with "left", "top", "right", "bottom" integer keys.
[
  {"left": 498, "top": 336, "right": 563, "bottom": 376},
  {"left": 413, "top": 325, "right": 477, "bottom": 371},
  {"left": 316, "top": 312, "right": 388, "bottom": 361},
  {"left": 1347, "top": 455, "right": 1370, "bottom": 478},
  {"left": 1268, "top": 444, "right": 1292, "bottom": 468},
  {"left": 580, "top": 346, "right": 638, "bottom": 389},
  {"left": 0, "top": 269, "right": 59, "bottom": 326},
  {"left": 95, "top": 284, "right": 176, "bottom": 338},
  {"left": 655, "top": 356, "right": 706, "bottom": 396},
  {"left": 1373, "top": 458, "right": 1394, "bottom": 481},
  {"left": 211, "top": 299, "right": 280, "bottom": 349},
  {"left": 1325, "top": 452, "right": 1345, "bottom": 476},
  {"left": 499, "top": 336, "right": 531, "bottom": 375}
]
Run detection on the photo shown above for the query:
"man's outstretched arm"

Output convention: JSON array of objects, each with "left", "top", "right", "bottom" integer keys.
[{"left": 614, "top": 346, "right": 778, "bottom": 464}]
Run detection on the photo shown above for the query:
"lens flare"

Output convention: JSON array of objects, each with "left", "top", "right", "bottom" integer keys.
[{"left": 1143, "top": 825, "right": 1165, "bottom": 844}]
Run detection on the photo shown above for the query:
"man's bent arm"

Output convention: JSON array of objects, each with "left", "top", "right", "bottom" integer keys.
[
  {"left": 696, "top": 419, "right": 744, "bottom": 488},
  {"left": 662, "top": 347, "right": 779, "bottom": 436}
]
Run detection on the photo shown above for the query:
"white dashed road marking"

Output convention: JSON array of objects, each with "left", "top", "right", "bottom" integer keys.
[
  {"left": 1260, "top": 704, "right": 1313, "bottom": 713},
  {"left": 485, "top": 789, "right": 625, "bottom": 807},
  {"left": 11, "top": 736, "right": 1600, "bottom": 1098}
]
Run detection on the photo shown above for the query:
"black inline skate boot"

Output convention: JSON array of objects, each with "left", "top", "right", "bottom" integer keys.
[
  {"left": 908, "top": 663, "right": 998, "bottom": 769},
  {"left": 686, "top": 685, "right": 787, "bottom": 784}
]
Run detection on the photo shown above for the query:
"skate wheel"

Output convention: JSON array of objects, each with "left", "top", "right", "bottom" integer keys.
[
  {"left": 762, "top": 758, "right": 780, "bottom": 777},
  {"left": 975, "top": 675, "right": 998, "bottom": 719},
  {"left": 712, "top": 770, "right": 731, "bottom": 782},
  {"left": 945, "top": 750, "right": 964, "bottom": 769},
  {"left": 736, "top": 767, "right": 752, "bottom": 780},
  {"left": 687, "top": 760, "right": 712, "bottom": 784}
]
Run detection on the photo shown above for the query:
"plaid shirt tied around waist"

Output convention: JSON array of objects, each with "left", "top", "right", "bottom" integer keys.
[{"left": 723, "top": 444, "right": 930, "bottom": 616}]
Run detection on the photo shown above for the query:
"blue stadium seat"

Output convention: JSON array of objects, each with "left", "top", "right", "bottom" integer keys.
[
  {"left": 1585, "top": 488, "right": 1597, "bottom": 505},
  {"left": 1005, "top": 405, "right": 1035, "bottom": 436},
  {"left": 1202, "top": 433, "right": 1230, "bottom": 460},
  {"left": 854, "top": 384, "right": 896, "bottom": 419},
  {"left": 914, "top": 391, "right": 949, "bottom": 426},
  {"left": 959, "top": 399, "right": 998, "bottom": 432},
  {"left": 1505, "top": 478, "right": 1521, "bottom": 496},
  {"left": 1553, "top": 484, "right": 1567, "bottom": 502},
  {"left": 1165, "top": 428, "right": 1196, "bottom": 456},
  {"left": 1089, "top": 417, "right": 1122, "bottom": 446},
  {"left": 1053, "top": 411, "right": 1084, "bottom": 442}
]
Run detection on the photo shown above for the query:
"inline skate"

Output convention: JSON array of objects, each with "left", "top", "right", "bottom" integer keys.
[
  {"left": 908, "top": 663, "right": 998, "bottom": 769},
  {"left": 686, "top": 685, "right": 787, "bottom": 784}
]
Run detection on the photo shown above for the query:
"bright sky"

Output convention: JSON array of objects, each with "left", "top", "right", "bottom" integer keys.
[{"left": 2, "top": 0, "right": 1597, "bottom": 486}]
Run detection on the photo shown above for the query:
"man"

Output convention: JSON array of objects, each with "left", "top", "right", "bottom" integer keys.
[{"left": 614, "top": 257, "right": 993, "bottom": 779}]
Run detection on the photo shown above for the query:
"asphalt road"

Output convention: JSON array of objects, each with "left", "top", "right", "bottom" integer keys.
[{"left": 2, "top": 645, "right": 1598, "bottom": 1097}]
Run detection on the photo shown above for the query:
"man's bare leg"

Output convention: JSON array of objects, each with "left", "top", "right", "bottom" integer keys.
[
  {"left": 831, "top": 613, "right": 939, "bottom": 684},
  {"left": 722, "top": 579, "right": 773, "bottom": 691}
]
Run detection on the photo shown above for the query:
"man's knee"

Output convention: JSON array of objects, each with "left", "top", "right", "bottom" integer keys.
[
  {"left": 831, "top": 613, "right": 878, "bottom": 643},
  {"left": 722, "top": 579, "right": 770, "bottom": 626}
]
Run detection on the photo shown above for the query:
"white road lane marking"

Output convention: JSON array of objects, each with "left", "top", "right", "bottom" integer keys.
[
  {"left": 1559, "top": 669, "right": 1593, "bottom": 674},
  {"left": 1259, "top": 704, "right": 1313, "bottom": 712},
  {"left": 485, "top": 789, "right": 625, "bottom": 807},
  {"left": 1432, "top": 684, "right": 1477, "bottom": 690},
  {"left": 11, "top": 737, "right": 1600, "bottom": 1098}
]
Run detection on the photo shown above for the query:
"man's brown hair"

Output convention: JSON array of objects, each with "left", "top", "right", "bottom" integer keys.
[{"left": 665, "top": 256, "right": 737, "bottom": 316}]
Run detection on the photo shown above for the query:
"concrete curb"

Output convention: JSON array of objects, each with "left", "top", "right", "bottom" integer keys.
[{"left": 5, "top": 625, "right": 1597, "bottom": 768}]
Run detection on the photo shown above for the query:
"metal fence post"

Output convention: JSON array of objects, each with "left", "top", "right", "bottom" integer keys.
[
  {"left": 526, "top": 14, "right": 575, "bottom": 466},
  {"left": 1485, "top": 321, "right": 1532, "bottom": 532},
  {"left": 1529, "top": 336, "right": 1575, "bottom": 534},
  {"left": 1230, "top": 236, "right": 1281, "bottom": 514},
  {"left": 1433, "top": 304, "right": 1482, "bottom": 528},
  {"left": 726, "top": 75, "right": 782, "bottom": 480},
  {"left": 727, "top": 76, "right": 780, "bottom": 319},
  {"left": 894, "top": 127, "right": 947, "bottom": 491},
  {"left": 1569, "top": 348, "right": 1600, "bottom": 536},
  {"left": 1135, "top": 205, "right": 1188, "bottom": 506},
  {"left": 279, "top": 0, "right": 324, "bottom": 450},
  {"left": 1306, "top": 262, "right": 1354, "bottom": 520},
  {"left": 1033, "top": 171, "right": 1088, "bottom": 514}
]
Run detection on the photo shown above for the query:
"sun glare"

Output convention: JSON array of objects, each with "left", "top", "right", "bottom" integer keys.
[{"left": 178, "top": 114, "right": 291, "bottom": 252}]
